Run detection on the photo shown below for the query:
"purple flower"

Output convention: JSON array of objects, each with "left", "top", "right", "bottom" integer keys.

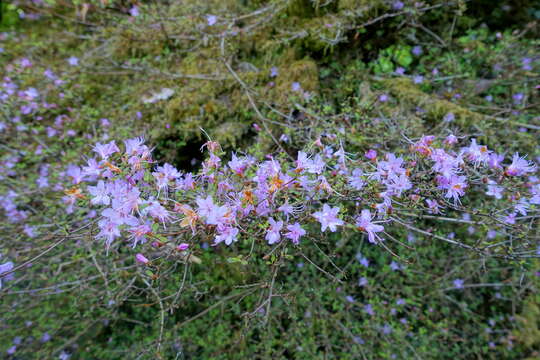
[
  {"left": 312, "top": 204, "right": 344, "bottom": 232},
  {"left": 382, "top": 324, "right": 393, "bottom": 334},
  {"left": 41, "top": 332, "right": 51, "bottom": 343},
  {"left": 82, "top": 158, "right": 102, "bottom": 177},
  {"left": 129, "top": 6, "right": 139, "bottom": 17},
  {"left": 356, "top": 254, "right": 369, "bottom": 268},
  {"left": 196, "top": 196, "right": 229, "bottom": 226},
  {"left": 463, "top": 138, "right": 491, "bottom": 165},
  {"left": 515, "top": 198, "right": 529, "bottom": 216},
  {"left": 67, "top": 56, "right": 79, "bottom": 66},
  {"left": 206, "top": 15, "right": 217, "bottom": 26},
  {"left": 291, "top": 82, "right": 302, "bottom": 92},
  {"left": 488, "top": 153, "right": 504, "bottom": 169},
  {"left": 128, "top": 222, "right": 151, "bottom": 247},
  {"left": 443, "top": 112, "right": 455, "bottom": 122},
  {"left": 265, "top": 218, "right": 283, "bottom": 245},
  {"left": 284, "top": 222, "right": 306, "bottom": 244},
  {"left": 506, "top": 153, "right": 536, "bottom": 176},
  {"left": 214, "top": 225, "right": 239, "bottom": 246},
  {"left": 36, "top": 176, "right": 49, "bottom": 188},
  {"left": 93, "top": 141, "right": 120, "bottom": 160},
  {"left": 355, "top": 209, "right": 384, "bottom": 243},
  {"left": 270, "top": 67, "right": 279, "bottom": 78},
  {"left": 358, "top": 277, "right": 368, "bottom": 286},
  {"left": 365, "top": 149, "right": 377, "bottom": 160},
  {"left": 426, "top": 199, "right": 441, "bottom": 214},
  {"left": 145, "top": 201, "right": 170, "bottom": 224},
  {"left": 484, "top": 181, "right": 503, "bottom": 201},
  {"left": 348, "top": 168, "right": 365, "bottom": 190},
  {"left": 177, "top": 243, "right": 189, "bottom": 251},
  {"left": 364, "top": 304, "right": 375, "bottom": 315},
  {"left": 522, "top": 57, "right": 532, "bottom": 71},
  {"left": 66, "top": 164, "right": 85, "bottom": 184},
  {"left": 412, "top": 45, "right": 423, "bottom": 56},
  {"left": 437, "top": 174, "right": 467, "bottom": 204},
  {"left": 153, "top": 163, "right": 181, "bottom": 189},
  {"left": 96, "top": 220, "right": 120, "bottom": 248},
  {"left": 124, "top": 137, "right": 147, "bottom": 156},
  {"left": 413, "top": 75, "right": 424, "bottom": 84},
  {"left": 453, "top": 279, "right": 464, "bottom": 289},
  {"left": 392, "top": 1, "right": 404, "bottom": 10},
  {"left": 20, "top": 58, "right": 32, "bottom": 68},
  {"left": 513, "top": 93, "right": 524, "bottom": 104},
  {"left": 88, "top": 180, "right": 110, "bottom": 205},
  {"left": 23, "top": 225, "right": 37, "bottom": 238},
  {"left": 0, "top": 260, "right": 14, "bottom": 289},
  {"left": 278, "top": 202, "right": 294, "bottom": 217},
  {"left": 386, "top": 173, "right": 412, "bottom": 196},
  {"left": 135, "top": 253, "right": 149, "bottom": 264},
  {"left": 228, "top": 153, "right": 252, "bottom": 176}
]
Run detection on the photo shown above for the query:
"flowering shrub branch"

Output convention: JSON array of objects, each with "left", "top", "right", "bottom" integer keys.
[{"left": 61, "top": 134, "right": 539, "bottom": 262}]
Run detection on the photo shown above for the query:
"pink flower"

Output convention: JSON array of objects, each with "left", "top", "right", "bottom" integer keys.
[
  {"left": 177, "top": 243, "right": 190, "bottom": 251},
  {"left": 355, "top": 209, "right": 384, "bottom": 243},
  {"left": 312, "top": 204, "right": 344, "bottom": 232},
  {"left": 135, "top": 253, "right": 149, "bottom": 264}
]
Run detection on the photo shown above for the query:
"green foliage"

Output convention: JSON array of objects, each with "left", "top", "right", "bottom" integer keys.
[{"left": 1, "top": 0, "right": 540, "bottom": 359}]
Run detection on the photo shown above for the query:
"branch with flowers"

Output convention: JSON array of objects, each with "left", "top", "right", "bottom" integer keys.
[{"left": 57, "top": 132, "right": 540, "bottom": 266}]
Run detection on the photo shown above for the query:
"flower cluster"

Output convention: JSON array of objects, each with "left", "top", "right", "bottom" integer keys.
[{"left": 65, "top": 134, "right": 538, "bottom": 258}]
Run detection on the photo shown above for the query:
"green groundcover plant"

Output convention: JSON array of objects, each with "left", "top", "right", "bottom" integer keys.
[{"left": 1, "top": 0, "right": 539, "bottom": 359}]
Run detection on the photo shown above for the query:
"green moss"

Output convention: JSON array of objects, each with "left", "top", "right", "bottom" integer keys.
[
  {"left": 382, "top": 77, "right": 486, "bottom": 127},
  {"left": 514, "top": 296, "right": 540, "bottom": 347},
  {"left": 274, "top": 58, "right": 319, "bottom": 102},
  {"left": 338, "top": 0, "right": 383, "bottom": 12}
]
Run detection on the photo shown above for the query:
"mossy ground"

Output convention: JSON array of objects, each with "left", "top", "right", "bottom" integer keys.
[{"left": 1, "top": 0, "right": 540, "bottom": 359}]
